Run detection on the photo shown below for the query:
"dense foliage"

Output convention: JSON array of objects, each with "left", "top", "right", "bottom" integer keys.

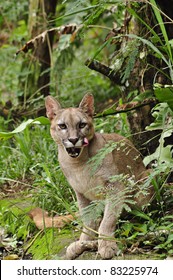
[{"left": 0, "top": 0, "right": 173, "bottom": 259}]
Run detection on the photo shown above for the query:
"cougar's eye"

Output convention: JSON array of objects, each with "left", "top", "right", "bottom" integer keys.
[
  {"left": 58, "top": 123, "right": 67, "bottom": 130},
  {"left": 79, "top": 122, "right": 87, "bottom": 129}
]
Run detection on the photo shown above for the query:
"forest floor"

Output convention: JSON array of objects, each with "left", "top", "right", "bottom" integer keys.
[{"left": 0, "top": 181, "right": 172, "bottom": 260}]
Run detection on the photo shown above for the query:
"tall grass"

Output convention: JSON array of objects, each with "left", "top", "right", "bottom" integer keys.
[{"left": 0, "top": 124, "right": 76, "bottom": 213}]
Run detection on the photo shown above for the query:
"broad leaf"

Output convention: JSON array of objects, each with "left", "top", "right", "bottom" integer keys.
[
  {"left": 144, "top": 103, "right": 173, "bottom": 166},
  {"left": 154, "top": 87, "right": 173, "bottom": 111},
  {"left": 131, "top": 209, "right": 152, "bottom": 222},
  {"left": 0, "top": 117, "right": 50, "bottom": 140}
]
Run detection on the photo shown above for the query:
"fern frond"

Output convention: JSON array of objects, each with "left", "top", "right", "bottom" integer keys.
[
  {"left": 121, "top": 46, "right": 139, "bottom": 83},
  {"left": 81, "top": 200, "right": 105, "bottom": 224},
  {"left": 88, "top": 140, "right": 126, "bottom": 174}
]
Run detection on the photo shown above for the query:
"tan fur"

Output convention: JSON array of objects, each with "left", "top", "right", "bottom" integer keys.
[
  {"left": 45, "top": 93, "right": 152, "bottom": 259},
  {"left": 28, "top": 208, "right": 74, "bottom": 230}
]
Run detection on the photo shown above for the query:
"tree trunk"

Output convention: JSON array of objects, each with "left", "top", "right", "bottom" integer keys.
[
  {"left": 86, "top": 1, "right": 173, "bottom": 157},
  {"left": 34, "top": 0, "right": 57, "bottom": 96},
  {"left": 123, "top": 3, "right": 159, "bottom": 156},
  {"left": 125, "top": 1, "right": 173, "bottom": 156},
  {"left": 107, "top": 2, "right": 172, "bottom": 157},
  {"left": 33, "top": 0, "right": 58, "bottom": 97},
  {"left": 19, "top": 0, "right": 58, "bottom": 105}
]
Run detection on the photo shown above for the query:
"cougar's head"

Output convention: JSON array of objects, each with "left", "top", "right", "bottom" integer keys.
[{"left": 45, "top": 94, "right": 95, "bottom": 158}]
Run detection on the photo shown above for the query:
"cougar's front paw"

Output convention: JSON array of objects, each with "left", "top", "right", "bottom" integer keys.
[
  {"left": 66, "top": 241, "right": 84, "bottom": 259},
  {"left": 98, "top": 239, "right": 118, "bottom": 259},
  {"left": 66, "top": 240, "right": 98, "bottom": 259}
]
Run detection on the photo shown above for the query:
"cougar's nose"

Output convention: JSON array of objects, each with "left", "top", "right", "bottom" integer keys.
[{"left": 68, "top": 137, "right": 79, "bottom": 145}]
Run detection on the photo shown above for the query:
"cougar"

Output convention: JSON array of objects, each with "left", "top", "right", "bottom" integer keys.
[{"left": 45, "top": 93, "right": 152, "bottom": 259}]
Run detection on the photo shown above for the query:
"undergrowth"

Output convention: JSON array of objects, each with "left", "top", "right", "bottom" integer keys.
[
  {"left": 0, "top": 124, "right": 76, "bottom": 214},
  {"left": 0, "top": 0, "right": 173, "bottom": 260},
  {"left": 0, "top": 107, "right": 173, "bottom": 258}
]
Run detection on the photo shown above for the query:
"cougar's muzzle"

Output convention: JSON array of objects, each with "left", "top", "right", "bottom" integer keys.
[{"left": 64, "top": 137, "right": 89, "bottom": 158}]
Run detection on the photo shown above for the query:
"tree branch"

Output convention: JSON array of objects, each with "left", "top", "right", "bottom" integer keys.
[
  {"left": 85, "top": 58, "right": 121, "bottom": 84},
  {"left": 95, "top": 99, "right": 156, "bottom": 118}
]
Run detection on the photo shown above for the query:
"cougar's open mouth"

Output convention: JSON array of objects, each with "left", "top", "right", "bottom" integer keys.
[
  {"left": 66, "top": 147, "right": 82, "bottom": 158},
  {"left": 65, "top": 137, "right": 89, "bottom": 158}
]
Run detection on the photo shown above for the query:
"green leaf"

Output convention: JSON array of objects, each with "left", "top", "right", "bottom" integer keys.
[
  {"left": 95, "top": 105, "right": 117, "bottom": 118},
  {"left": 133, "top": 90, "right": 153, "bottom": 102},
  {"left": 121, "top": 223, "right": 133, "bottom": 237},
  {"left": 131, "top": 209, "right": 152, "bottom": 222},
  {"left": 146, "top": 103, "right": 173, "bottom": 131},
  {"left": 128, "top": 7, "right": 163, "bottom": 47},
  {"left": 150, "top": 0, "right": 172, "bottom": 61},
  {"left": 154, "top": 87, "right": 173, "bottom": 111},
  {"left": 34, "top": 116, "right": 50, "bottom": 125},
  {"left": 91, "top": 39, "right": 110, "bottom": 60},
  {"left": 121, "top": 46, "right": 139, "bottom": 83},
  {"left": 144, "top": 144, "right": 173, "bottom": 166},
  {"left": 154, "top": 233, "right": 173, "bottom": 249},
  {"left": 133, "top": 223, "right": 148, "bottom": 234},
  {"left": 144, "top": 102, "right": 173, "bottom": 166},
  {"left": 0, "top": 117, "right": 50, "bottom": 140},
  {"left": 56, "top": 4, "right": 100, "bottom": 21},
  {"left": 126, "top": 34, "right": 169, "bottom": 66}
]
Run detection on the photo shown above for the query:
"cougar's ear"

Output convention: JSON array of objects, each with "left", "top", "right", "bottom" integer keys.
[
  {"left": 45, "top": 96, "right": 61, "bottom": 120},
  {"left": 79, "top": 93, "right": 94, "bottom": 117}
]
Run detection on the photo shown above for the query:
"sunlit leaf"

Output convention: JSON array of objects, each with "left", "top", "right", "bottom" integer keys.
[
  {"left": 154, "top": 87, "right": 173, "bottom": 111},
  {"left": 0, "top": 117, "right": 50, "bottom": 140}
]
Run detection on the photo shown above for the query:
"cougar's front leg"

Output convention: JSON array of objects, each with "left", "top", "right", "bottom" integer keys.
[
  {"left": 98, "top": 186, "right": 124, "bottom": 259},
  {"left": 66, "top": 191, "right": 98, "bottom": 259}
]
